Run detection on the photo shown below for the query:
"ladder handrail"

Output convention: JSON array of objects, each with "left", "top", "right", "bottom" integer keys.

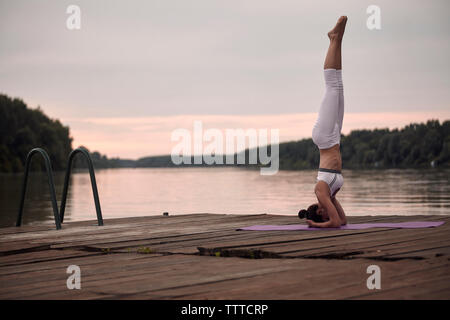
[
  {"left": 60, "top": 147, "right": 103, "bottom": 226},
  {"left": 16, "top": 148, "right": 62, "bottom": 230}
]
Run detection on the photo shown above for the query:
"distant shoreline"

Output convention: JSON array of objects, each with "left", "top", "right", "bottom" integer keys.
[{"left": 2, "top": 94, "right": 449, "bottom": 173}]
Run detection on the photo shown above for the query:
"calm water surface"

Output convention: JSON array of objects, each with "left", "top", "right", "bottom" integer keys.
[{"left": 0, "top": 167, "right": 449, "bottom": 227}]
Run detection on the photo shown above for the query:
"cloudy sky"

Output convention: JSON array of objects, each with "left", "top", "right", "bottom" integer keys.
[{"left": 1, "top": 0, "right": 449, "bottom": 158}]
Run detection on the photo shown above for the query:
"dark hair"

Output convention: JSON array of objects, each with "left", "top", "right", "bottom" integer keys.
[{"left": 298, "top": 203, "right": 324, "bottom": 222}]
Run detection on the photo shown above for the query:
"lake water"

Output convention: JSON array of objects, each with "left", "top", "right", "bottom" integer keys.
[{"left": 0, "top": 167, "right": 449, "bottom": 227}]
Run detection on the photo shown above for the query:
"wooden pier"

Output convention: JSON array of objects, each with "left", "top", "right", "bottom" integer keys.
[{"left": 0, "top": 214, "right": 449, "bottom": 299}]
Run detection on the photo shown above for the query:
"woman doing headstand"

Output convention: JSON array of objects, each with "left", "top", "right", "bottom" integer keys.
[{"left": 301, "top": 16, "right": 348, "bottom": 228}]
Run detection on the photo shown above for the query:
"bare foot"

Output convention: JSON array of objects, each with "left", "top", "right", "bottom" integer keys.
[{"left": 328, "top": 16, "right": 347, "bottom": 41}]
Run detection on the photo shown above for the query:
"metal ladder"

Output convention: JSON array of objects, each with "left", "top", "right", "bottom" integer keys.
[{"left": 16, "top": 147, "right": 104, "bottom": 230}]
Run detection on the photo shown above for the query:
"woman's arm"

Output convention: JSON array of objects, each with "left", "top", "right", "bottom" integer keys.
[
  {"left": 332, "top": 197, "right": 347, "bottom": 225},
  {"left": 308, "top": 183, "right": 342, "bottom": 228},
  {"left": 306, "top": 218, "right": 340, "bottom": 228}
]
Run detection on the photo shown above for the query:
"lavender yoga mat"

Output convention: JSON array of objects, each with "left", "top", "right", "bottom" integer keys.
[{"left": 237, "top": 221, "right": 445, "bottom": 231}]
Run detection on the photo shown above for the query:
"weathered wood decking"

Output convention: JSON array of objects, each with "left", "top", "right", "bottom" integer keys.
[{"left": 0, "top": 214, "right": 449, "bottom": 299}]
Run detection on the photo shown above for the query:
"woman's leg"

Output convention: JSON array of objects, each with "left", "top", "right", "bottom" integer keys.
[
  {"left": 312, "top": 17, "right": 347, "bottom": 149},
  {"left": 324, "top": 16, "right": 347, "bottom": 70},
  {"left": 337, "top": 70, "right": 344, "bottom": 132},
  {"left": 327, "top": 17, "right": 346, "bottom": 132}
]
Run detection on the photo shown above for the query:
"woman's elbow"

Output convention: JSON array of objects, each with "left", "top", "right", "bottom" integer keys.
[{"left": 329, "top": 219, "right": 342, "bottom": 228}]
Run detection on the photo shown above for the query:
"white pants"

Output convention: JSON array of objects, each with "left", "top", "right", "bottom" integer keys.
[{"left": 312, "top": 69, "right": 344, "bottom": 150}]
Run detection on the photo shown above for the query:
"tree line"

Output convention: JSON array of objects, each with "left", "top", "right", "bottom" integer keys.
[
  {"left": 0, "top": 94, "right": 117, "bottom": 173},
  {"left": 117, "top": 119, "right": 450, "bottom": 170},
  {"left": 278, "top": 119, "right": 450, "bottom": 170},
  {"left": 1, "top": 93, "right": 449, "bottom": 173}
]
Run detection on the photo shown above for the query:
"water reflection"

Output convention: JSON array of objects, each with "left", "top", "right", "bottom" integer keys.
[
  {"left": 0, "top": 167, "right": 449, "bottom": 227},
  {"left": 0, "top": 171, "right": 69, "bottom": 227}
]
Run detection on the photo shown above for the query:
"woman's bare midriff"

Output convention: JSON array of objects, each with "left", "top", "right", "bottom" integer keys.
[{"left": 319, "top": 144, "right": 342, "bottom": 171}]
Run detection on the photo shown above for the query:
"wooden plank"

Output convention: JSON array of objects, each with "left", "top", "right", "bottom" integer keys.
[
  {"left": 109, "top": 255, "right": 449, "bottom": 300},
  {"left": 0, "top": 214, "right": 272, "bottom": 246},
  {"left": 0, "top": 249, "right": 102, "bottom": 267},
  {"left": 0, "top": 250, "right": 161, "bottom": 276},
  {"left": 0, "top": 242, "right": 51, "bottom": 256},
  {"left": 81, "top": 217, "right": 430, "bottom": 254},
  {"left": 196, "top": 218, "right": 449, "bottom": 259}
]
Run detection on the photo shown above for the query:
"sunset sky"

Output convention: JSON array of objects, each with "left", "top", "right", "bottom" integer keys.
[{"left": 1, "top": 0, "right": 449, "bottom": 158}]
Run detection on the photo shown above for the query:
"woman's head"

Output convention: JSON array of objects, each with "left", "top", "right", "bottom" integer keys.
[{"left": 298, "top": 203, "right": 329, "bottom": 222}]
